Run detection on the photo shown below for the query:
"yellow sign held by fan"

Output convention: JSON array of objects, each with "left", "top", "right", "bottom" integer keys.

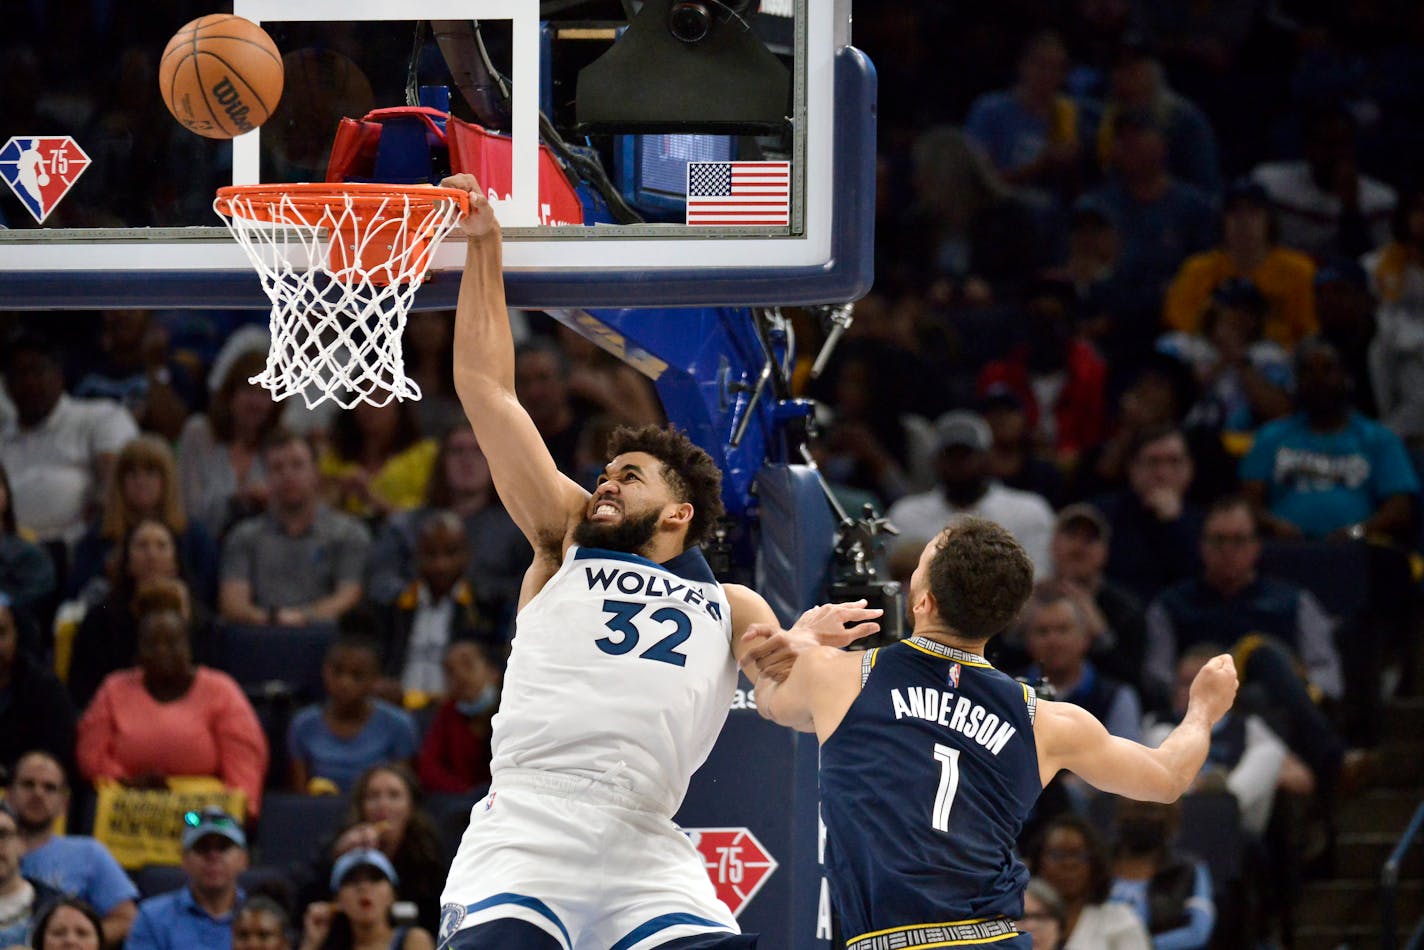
[{"left": 91, "top": 778, "right": 246, "bottom": 870}]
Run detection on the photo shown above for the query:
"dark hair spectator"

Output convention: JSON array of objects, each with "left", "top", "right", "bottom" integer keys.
[
  {"left": 1027, "top": 814, "right": 1150, "bottom": 947},
  {"left": 288, "top": 631, "right": 418, "bottom": 794},
  {"left": 375, "top": 511, "right": 498, "bottom": 704},
  {"left": 0, "top": 601, "right": 77, "bottom": 780},
  {"left": 302, "top": 764, "right": 446, "bottom": 936},
  {"left": 1, "top": 331, "right": 139, "bottom": 546},
  {"left": 1164, "top": 178, "right": 1319, "bottom": 349},
  {"left": 0, "top": 460, "right": 56, "bottom": 649},
  {"left": 1251, "top": 101, "right": 1397, "bottom": 260},
  {"left": 320, "top": 402, "right": 436, "bottom": 520},
  {"left": 1108, "top": 799, "right": 1215, "bottom": 947},
  {"left": 178, "top": 349, "right": 281, "bottom": 538},
  {"left": 1092, "top": 424, "right": 1207, "bottom": 604},
  {"left": 30, "top": 897, "right": 104, "bottom": 950},
  {"left": 9, "top": 751, "right": 139, "bottom": 945},
  {"left": 402, "top": 311, "right": 464, "bottom": 437},
  {"left": 416, "top": 640, "right": 501, "bottom": 794},
  {"left": 298, "top": 845, "right": 434, "bottom": 950},
  {"left": 76, "top": 595, "right": 268, "bottom": 816},
  {"left": 366, "top": 427, "right": 529, "bottom": 632},
  {"left": 219, "top": 431, "right": 371, "bottom": 627},
  {"left": 68, "top": 435, "right": 219, "bottom": 605},
  {"left": 70, "top": 309, "right": 200, "bottom": 441},
  {"left": 68, "top": 521, "right": 216, "bottom": 711},
  {"left": 233, "top": 895, "right": 293, "bottom": 950}
]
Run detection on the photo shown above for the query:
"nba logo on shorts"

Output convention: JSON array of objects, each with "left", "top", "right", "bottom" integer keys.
[
  {"left": 948, "top": 663, "right": 961, "bottom": 689},
  {"left": 0, "top": 136, "right": 91, "bottom": 224},
  {"left": 438, "top": 903, "right": 467, "bottom": 945}
]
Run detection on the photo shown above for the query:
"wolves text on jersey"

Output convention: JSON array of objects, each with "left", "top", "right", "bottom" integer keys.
[
  {"left": 584, "top": 565, "right": 724, "bottom": 621},
  {"left": 890, "top": 687, "right": 1018, "bottom": 755}
]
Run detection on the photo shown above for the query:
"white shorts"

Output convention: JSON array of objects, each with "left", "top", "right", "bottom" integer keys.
[{"left": 438, "top": 769, "right": 740, "bottom": 950}]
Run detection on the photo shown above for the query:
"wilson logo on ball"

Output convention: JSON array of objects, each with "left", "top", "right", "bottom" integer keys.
[{"left": 211, "top": 78, "right": 255, "bottom": 134}]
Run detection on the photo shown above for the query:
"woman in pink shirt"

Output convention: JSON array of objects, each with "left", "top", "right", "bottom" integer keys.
[{"left": 76, "top": 597, "right": 268, "bottom": 816}]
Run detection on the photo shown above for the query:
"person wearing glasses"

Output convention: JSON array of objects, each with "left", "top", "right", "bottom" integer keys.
[
  {"left": 8, "top": 751, "right": 139, "bottom": 946},
  {"left": 1145, "top": 497, "right": 1347, "bottom": 790},
  {"left": 1026, "top": 815, "right": 1149, "bottom": 949},
  {"left": 124, "top": 808, "right": 249, "bottom": 950},
  {"left": 0, "top": 801, "right": 64, "bottom": 948}
]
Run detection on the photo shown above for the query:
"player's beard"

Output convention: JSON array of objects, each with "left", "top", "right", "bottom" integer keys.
[{"left": 573, "top": 508, "right": 662, "bottom": 555}]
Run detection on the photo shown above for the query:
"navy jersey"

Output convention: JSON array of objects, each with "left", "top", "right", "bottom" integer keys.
[{"left": 821, "top": 637, "right": 1042, "bottom": 941}]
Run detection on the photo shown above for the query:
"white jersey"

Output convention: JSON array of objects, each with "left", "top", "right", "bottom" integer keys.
[{"left": 489, "top": 544, "right": 739, "bottom": 817}]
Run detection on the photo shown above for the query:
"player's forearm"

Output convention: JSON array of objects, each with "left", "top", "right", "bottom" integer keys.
[
  {"left": 1147, "top": 710, "right": 1214, "bottom": 801},
  {"left": 453, "top": 233, "right": 515, "bottom": 398},
  {"left": 753, "top": 675, "right": 815, "bottom": 732}
]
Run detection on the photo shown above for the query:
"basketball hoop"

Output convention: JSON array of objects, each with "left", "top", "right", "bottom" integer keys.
[{"left": 213, "top": 183, "right": 470, "bottom": 409}]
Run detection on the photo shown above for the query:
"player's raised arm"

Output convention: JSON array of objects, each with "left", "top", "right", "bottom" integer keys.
[
  {"left": 1036, "top": 653, "right": 1238, "bottom": 802},
  {"left": 442, "top": 174, "right": 589, "bottom": 550}
]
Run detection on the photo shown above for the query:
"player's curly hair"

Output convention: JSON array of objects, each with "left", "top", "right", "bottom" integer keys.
[
  {"left": 605, "top": 425, "right": 724, "bottom": 549},
  {"left": 927, "top": 517, "right": 1034, "bottom": 641}
]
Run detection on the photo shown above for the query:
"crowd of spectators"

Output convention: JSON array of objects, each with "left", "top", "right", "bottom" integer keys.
[{"left": 3, "top": 1, "right": 1424, "bottom": 946}]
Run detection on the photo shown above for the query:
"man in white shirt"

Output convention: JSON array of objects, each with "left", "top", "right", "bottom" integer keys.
[
  {"left": 0, "top": 335, "right": 138, "bottom": 545},
  {"left": 887, "top": 410, "right": 1056, "bottom": 577},
  {"left": 1251, "top": 104, "right": 1396, "bottom": 260}
]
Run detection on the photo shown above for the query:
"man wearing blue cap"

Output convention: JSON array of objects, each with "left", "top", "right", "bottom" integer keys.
[{"left": 126, "top": 806, "right": 249, "bottom": 950}]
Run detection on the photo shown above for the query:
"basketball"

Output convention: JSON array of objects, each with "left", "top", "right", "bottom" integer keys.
[{"left": 158, "top": 14, "right": 284, "bottom": 140}]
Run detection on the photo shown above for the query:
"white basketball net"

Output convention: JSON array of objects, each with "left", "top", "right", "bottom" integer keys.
[{"left": 214, "top": 186, "right": 466, "bottom": 409}]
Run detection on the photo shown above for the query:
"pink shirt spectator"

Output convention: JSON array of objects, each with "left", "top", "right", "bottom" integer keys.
[{"left": 77, "top": 666, "right": 269, "bottom": 815}]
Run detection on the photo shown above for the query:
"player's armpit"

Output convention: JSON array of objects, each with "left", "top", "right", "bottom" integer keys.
[{"left": 1034, "top": 700, "right": 1192, "bottom": 803}]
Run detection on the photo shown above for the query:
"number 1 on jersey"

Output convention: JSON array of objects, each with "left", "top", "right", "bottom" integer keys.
[{"left": 932, "top": 744, "right": 961, "bottom": 832}]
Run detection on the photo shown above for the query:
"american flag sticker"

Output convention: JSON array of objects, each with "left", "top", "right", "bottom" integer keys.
[{"left": 686, "top": 161, "right": 790, "bottom": 226}]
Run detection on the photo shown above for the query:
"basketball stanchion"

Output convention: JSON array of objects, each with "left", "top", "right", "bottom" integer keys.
[{"left": 213, "top": 182, "right": 469, "bottom": 409}]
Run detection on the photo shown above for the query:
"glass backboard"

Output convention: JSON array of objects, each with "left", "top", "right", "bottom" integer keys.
[{"left": 0, "top": 0, "right": 874, "bottom": 309}]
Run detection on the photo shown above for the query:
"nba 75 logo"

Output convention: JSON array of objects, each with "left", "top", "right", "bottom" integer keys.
[
  {"left": 685, "top": 827, "right": 778, "bottom": 917},
  {"left": 0, "top": 136, "right": 91, "bottom": 224}
]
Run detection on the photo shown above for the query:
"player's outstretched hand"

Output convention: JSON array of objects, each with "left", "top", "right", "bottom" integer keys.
[
  {"left": 741, "top": 622, "right": 812, "bottom": 683},
  {"left": 792, "top": 599, "right": 883, "bottom": 647},
  {"left": 741, "top": 600, "right": 883, "bottom": 683},
  {"left": 439, "top": 173, "right": 498, "bottom": 239},
  {"left": 1188, "top": 654, "right": 1239, "bottom": 725}
]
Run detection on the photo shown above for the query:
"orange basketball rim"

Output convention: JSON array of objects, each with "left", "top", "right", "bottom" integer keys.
[{"left": 214, "top": 182, "right": 470, "bottom": 285}]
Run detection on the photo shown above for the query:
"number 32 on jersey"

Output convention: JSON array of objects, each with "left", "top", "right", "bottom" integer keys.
[{"left": 596, "top": 599, "right": 692, "bottom": 667}]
